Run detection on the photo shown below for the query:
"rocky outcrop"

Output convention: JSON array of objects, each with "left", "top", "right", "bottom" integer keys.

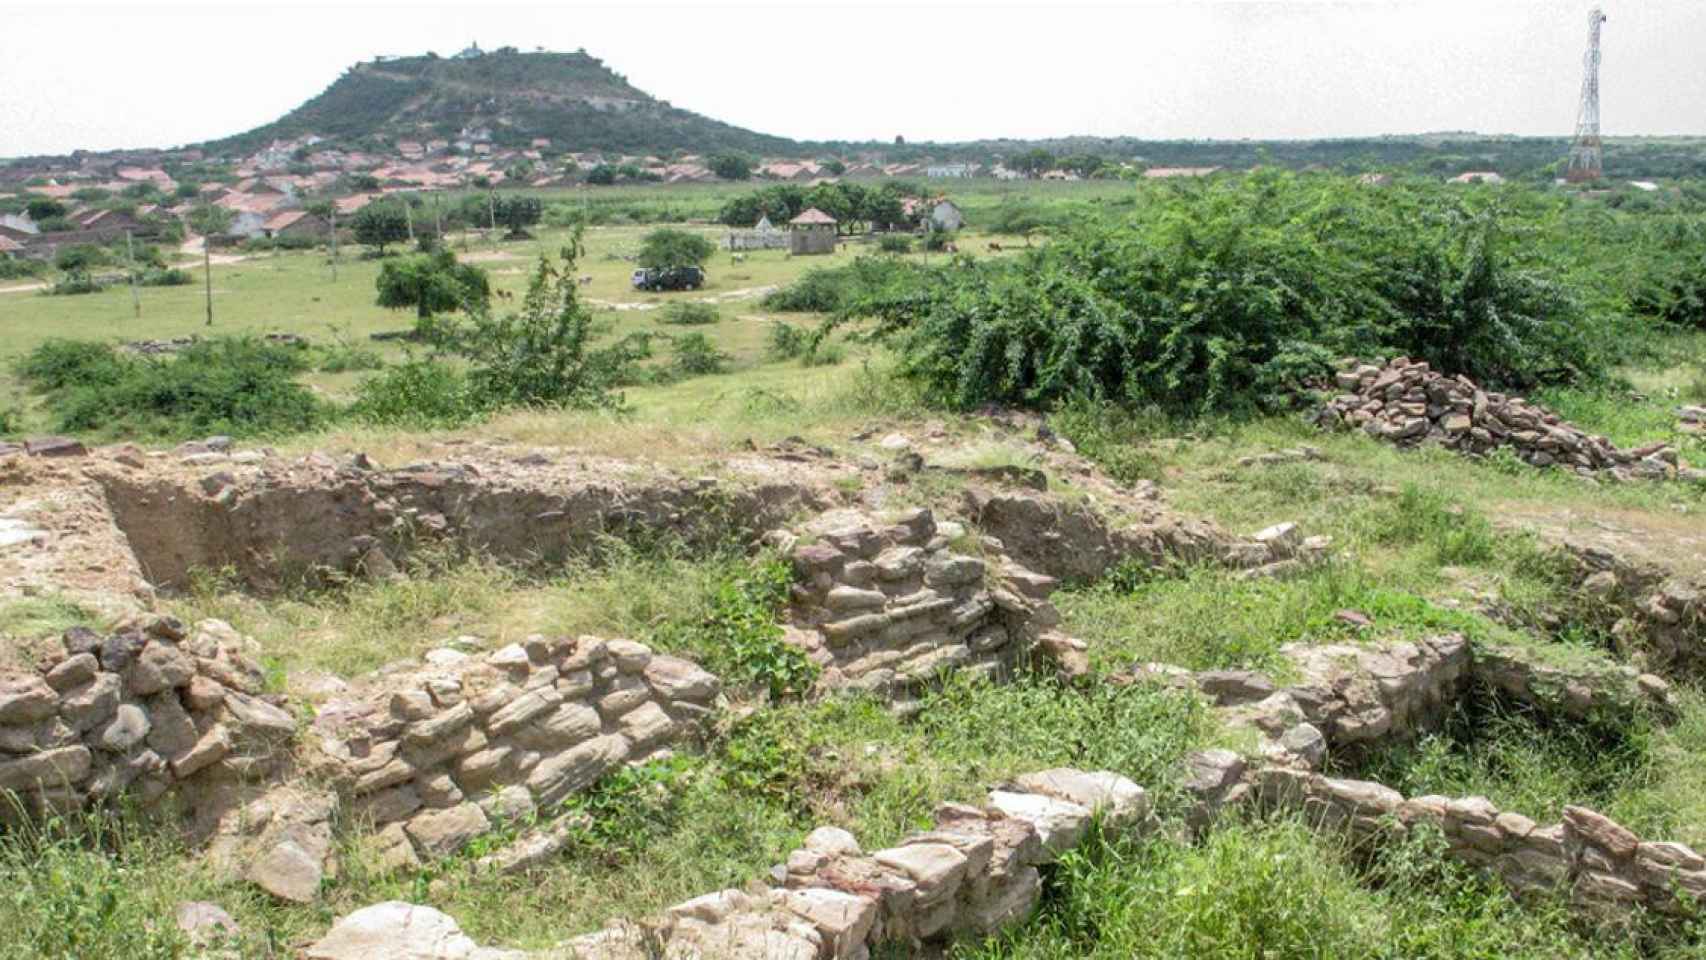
[
  {"left": 1257, "top": 767, "right": 1706, "bottom": 914},
  {"left": 1316, "top": 357, "right": 1694, "bottom": 481}
]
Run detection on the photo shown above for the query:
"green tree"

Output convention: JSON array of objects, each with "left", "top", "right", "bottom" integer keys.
[
  {"left": 492, "top": 195, "right": 543, "bottom": 238},
  {"left": 820, "top": 158, "right": 846, "bottom": 176},
  {"left": 709, "top": 154, "right": 753, "bottom": 181},
  {"left": 26, "top": 198, "right": 67, "bottom": 222},
  {"left": 351, "top": 204, "right": 410, "bottom": 255},
  {"left": 637, "top": 228, "right": 715, "bottom": 269},
  {"left": 186, "top": 203, "right": 233, "bottom": 238},
  {"left": 375, "top": 248, "right": 491, "bottom": 323},
  {"left": 586, "top": 164, "right": 618, "bottom": 185}
]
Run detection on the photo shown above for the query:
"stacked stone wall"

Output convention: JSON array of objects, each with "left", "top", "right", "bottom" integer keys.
[
  {"left": 780, "top": 508, "right": 1064, "bottom": 699},
  {"left": 1256, "top": 767, "right": 1706, "bottom": 914},
  {"left": 0, "top": 616, "right": 292, "bottom": 821},
  {"left": 308, "top": 767, "right": 1152, "bottom": 960}
]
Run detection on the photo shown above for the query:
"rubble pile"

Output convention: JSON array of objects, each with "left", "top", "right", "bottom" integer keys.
[{"left": 1317, "top": 357, "right": 1692, "bottom": 481}]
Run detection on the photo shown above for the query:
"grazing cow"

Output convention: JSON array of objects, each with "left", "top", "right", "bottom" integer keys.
[
  {"left": 731, "top": 253, "right": 747, "bottom": 264},
  {"left": 944, "top": 242, "right": 958, "bottom": 253},
  {"left": 579, "top": 274, "right": 593, "bottom": 286},
  {"left": 988, "top": 242, "right": 1003, "bottom": 252}
]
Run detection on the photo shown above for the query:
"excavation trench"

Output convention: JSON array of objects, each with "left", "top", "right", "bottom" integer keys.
[{"left": 89, "top": 462, "right": 831, "bottom": 595}]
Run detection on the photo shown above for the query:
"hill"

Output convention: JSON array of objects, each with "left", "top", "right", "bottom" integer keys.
[{"left": 200, "top": 48, "right": 805, "bottom": 158}]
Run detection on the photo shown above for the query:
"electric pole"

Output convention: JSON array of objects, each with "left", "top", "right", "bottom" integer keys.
[
  {"left": 124, "top": 230, "right": 140, "bottom": 318},
  {"left": 203, "top": 239, "right": 213, "bottom": 326}
]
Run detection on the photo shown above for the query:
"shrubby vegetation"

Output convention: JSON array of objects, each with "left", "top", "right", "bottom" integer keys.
[
  {"left": 15, "top": 338, "right": 328, "bottom": 439},
  {"left": 796, "top": 171, "right": 1653, "bottom": 415}
]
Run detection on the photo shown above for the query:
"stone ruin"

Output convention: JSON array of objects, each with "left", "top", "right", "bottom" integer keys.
[
  {"left": 3, "top": 433, "right": 1700, "bottom": 954},
  {"left": 1316, "top": 356, "right": 1699, "bottom": 482}
]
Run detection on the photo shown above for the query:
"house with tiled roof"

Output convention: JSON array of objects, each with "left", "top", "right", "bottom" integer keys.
[{"left": 788, "top": 207, "right": 837, "bottom": 255}]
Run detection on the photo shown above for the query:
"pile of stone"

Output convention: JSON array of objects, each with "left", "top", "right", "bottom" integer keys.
[
  {"left": 0, "top": 616, "right": 293, "bottom": 821},
  {"left": 1317, "top": 357, "right": 1688, "bottom": 481},
  {"left": 1257, "top": 767, "right": 1706, "bottom": 913},
  {"left": 307, "top": 767, "right": 1151, "bottom": 960}
]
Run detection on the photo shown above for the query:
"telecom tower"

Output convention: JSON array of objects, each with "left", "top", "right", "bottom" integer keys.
[{"left": 1565, "top": 7, "right": 1608, "bottom": 183}]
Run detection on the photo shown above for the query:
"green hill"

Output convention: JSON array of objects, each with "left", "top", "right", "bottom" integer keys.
[{"left": 202, "top": 48, "right": 804, "bottom": 157}]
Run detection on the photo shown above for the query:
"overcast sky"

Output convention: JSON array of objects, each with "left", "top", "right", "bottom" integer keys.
[{"left": 2, "top": 0, "right": 1701, "bottom": 157}]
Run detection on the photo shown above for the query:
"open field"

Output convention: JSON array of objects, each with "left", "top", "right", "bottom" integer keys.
[{"left": 3, "top": 172, "right": 1706, "bottom": 959}]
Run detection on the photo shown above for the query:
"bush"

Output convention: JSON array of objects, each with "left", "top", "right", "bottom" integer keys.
[
  {"left": 877, "top": 234, "right": 913, "bottom": 254},
  {"left": 760, "top": 257, "right": 927, "bottom": 315},
  {"left": 656, "top": 302, "right": 720, "bottom": 326},
  {"left": 137, "top": 268, "right": 192, "bottom": 287},
  {"left": 766, "top": 322, "right": 810, "bottom": 360},
  {"left": 0, "top": 259, "right": 46, "bottom": 282},
  {"left": 42, "top": 275, "right": 104, "bottom": 296},
  {"left": 855, "top": 171, "right": 1618, "bottom": 415},
  {"left": 349, "top": 358, "right": 483, "bottom": 428},
  {"left": 16, "top": 337, "right": 327, "bottom": 439},
  {"left": 669, "top": 332, "right": 730, "bottom": 378},
  {"left": 421, "top": 229, "right": 640, "bottom": 410},
  {"left": 651, "top": 556, "right": 814, "bottom": 699}
]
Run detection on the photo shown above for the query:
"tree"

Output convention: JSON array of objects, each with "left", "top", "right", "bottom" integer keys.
[
  {"left": 26, "top": 197, "right": 67, "bottom": 222},
  {"left": 186, "top": 203, "right": 234, "bottom": 238},
  {"left": 351, "top": 204, "right": 410, "bottom": 255},
  {"left": 375, "top": 248, "right": 491, "bottom": 323},
  {"left": 492, "top": 195, "right": 543, "bottom": 238},
  {"left": 708, "top": 154, "right": 753, "bottom": 181},
  {"left": 1061, "top": 154, "right": 1106, "bottom": 178},
  {"left": 586, "top": 164, "right": 618, "bottom": 185},
  {"left": 1013, "top": 149, "right": 1056, "bottom": 177},
  {"left": 637, "top": 228, "right": 715, "bottom": 269},
  {"left": 821, "top": 158, "right": 846, "bottom": 176}
]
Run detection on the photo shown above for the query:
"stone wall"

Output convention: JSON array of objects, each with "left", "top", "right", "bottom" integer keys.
[
  {"left": 1, "top": 617, "right": 723, "bottom": 903},
  {"left": 962, "top": 489, "right": 1328, "bottom": 583},
  {"left": 1316, "top": 357, "right": 1697, "bottom": 482},
  {"left": 0, "top": 616, "right": 293, "bottom": 822},
  {"left": 1553, "top": 539, "right": 1704, "bottom": 676},
  {"left": 779, "top": 507, "right": 1064, "bottom": 701},
  {"left": 307, "top": 767, "right": 1152, "bottom": 960},
  {"left": 1255, "top": 767, "right": 1706, "bottom": 914}
]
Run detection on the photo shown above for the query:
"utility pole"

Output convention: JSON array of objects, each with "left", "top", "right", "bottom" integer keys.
[
  {"left": 433, "top": 194, "right": 443, "bottom": 247},
  {"left": 404, "top": 200, "right": 416, "bottom": 245},
  {"left": 124, "top": 230, "right": 140, "bottom": 318},
  {"left": 487, "top": 191, "right": 498, "bottom": 247},
  {"left": 329, "top": 205, "right": 339, "bottom": 282},
  {"left": 203, "top": 239, "right": 213, "bottom": 326}
]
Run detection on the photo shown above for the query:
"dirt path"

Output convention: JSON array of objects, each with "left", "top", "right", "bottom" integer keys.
[
  {"left": 0, "top": 237, "right": 249, "bottom": 295},
  {"left": 1498, "top": 499, "right": 1706, "bottom": 582},
  {"left": 589, "top": 283, "right": 779, "bottom": 312}
]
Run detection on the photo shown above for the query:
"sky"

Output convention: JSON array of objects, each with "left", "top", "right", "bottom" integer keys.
[{"left": 1, "top": 0, "right": 1702, "bottom": 157}]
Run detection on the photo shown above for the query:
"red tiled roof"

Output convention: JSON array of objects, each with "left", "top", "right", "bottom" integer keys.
[
  {"left": 0, "top": 236, "right": 22, "bottom": 253},
  {"left": 790, "top": 207, "right": 837, "bottom": 225},
  {"left": 263, "top": 210, "right": 306, "bottom": 232}
]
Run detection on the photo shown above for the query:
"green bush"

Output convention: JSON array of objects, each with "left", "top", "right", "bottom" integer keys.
[
  {"left": 16, "top": 337, "right": 327, "bottom": 439},
  {"left": 877, "top": 234, "right": 913, "bottom": 254},
  {"left": 0, "top": 259, "right": 46, "bottom": 281},
  {"left": 656, "top": 302, "right": 720, "bottom": 326},
  {"left": 137, "top": 268, "right": 192, "bottom": 287},
  {"left": 348, "top": 358, "right": 483, "bottom": 428},
  {"left": 856, "top": 172, "right": 1620, "bottom": 415},
  {"left": 420, "top": 230, "right": 640, "bottom": 411},
  {"left": 669, "top": 332, "right": 730, "bottom": 378},
  {"left": 652, "top": 556, "right": 814, "bottom": 699},
  {"left": 760, "top": 257, "right": 929, "bottom": 315},
  {"left": 42, "top": 275, "right": 104, "bottom": 296},
  {"left": 765, "top": 322, "right": 810, "bottom": 360}
]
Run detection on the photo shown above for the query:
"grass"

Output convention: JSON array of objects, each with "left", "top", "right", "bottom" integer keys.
[{"left": 954, "top": 815, "right": 1692, "bottom": 960}]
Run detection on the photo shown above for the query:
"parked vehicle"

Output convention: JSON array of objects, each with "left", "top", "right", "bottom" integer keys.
[{"left": 630, "top": 266, "right": 705, "bottom": 291}]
